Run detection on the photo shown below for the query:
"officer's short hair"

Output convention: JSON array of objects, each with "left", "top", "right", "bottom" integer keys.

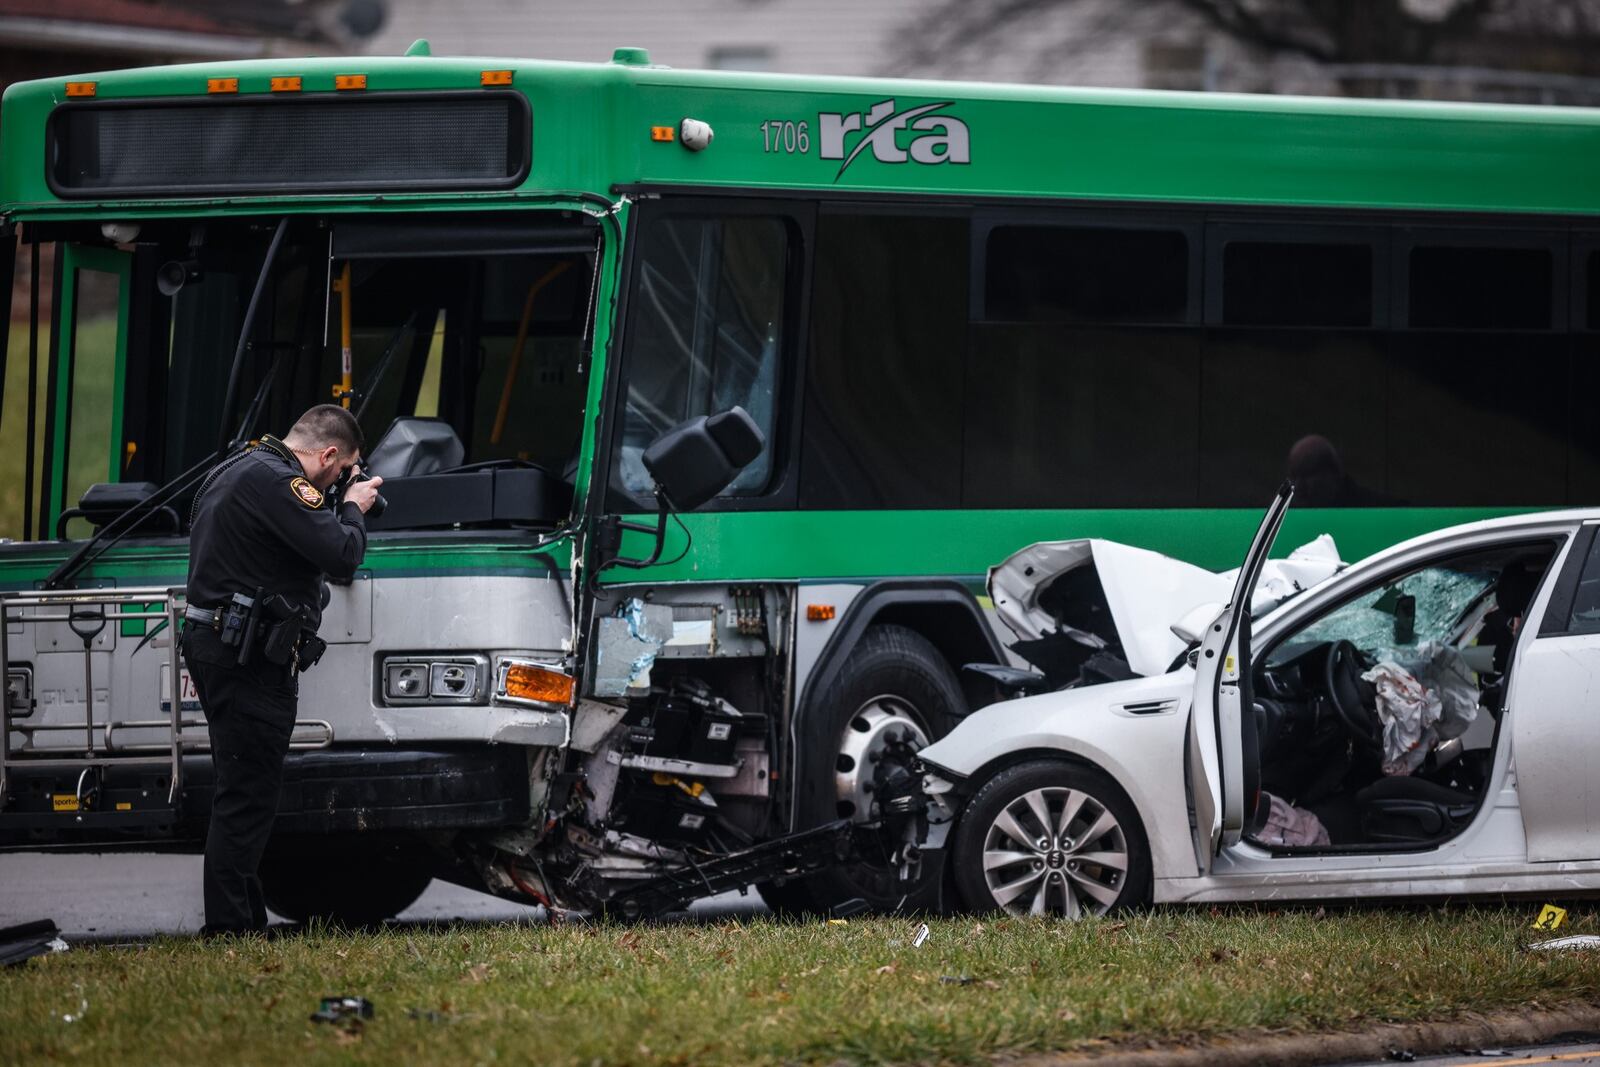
[{"left": 288, "top": 405, "right": 364, "bottom": 456}]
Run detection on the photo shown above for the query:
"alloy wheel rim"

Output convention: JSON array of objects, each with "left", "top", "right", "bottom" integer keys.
[
  {"left": 981, "top": 786, "right": 1128, "bottom": 917},
  {"left": 833, "top": 695, "right": 930, "bottom": 822}
]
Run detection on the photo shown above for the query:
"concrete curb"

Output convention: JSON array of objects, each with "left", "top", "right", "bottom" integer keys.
[{"left": 1013, "top": 1002, "right": 1600, "bottom": 1066}]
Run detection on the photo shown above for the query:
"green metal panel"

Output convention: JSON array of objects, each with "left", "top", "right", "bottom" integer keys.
[
  {"left": 2, "top": 56, "right": 1598, "bottom": 219},
  {"left": 601, "top": 505, "right": 1540, "bottom": 584},
  {"left": 0, "top": 535, "right": 573, "bottom": 591}
]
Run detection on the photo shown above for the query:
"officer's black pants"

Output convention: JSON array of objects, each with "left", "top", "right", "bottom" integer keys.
[{"left": 184, "top": 631, "right": 296, "bottom": 934}]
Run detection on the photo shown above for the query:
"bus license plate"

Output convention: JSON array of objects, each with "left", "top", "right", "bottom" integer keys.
[{"left": 159, "top": 663, "right": 202, "bottom": 713}]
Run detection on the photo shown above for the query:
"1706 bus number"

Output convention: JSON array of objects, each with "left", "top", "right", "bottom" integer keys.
[{"left": 760, "top": 120, "right": 810, "bottom": 154}]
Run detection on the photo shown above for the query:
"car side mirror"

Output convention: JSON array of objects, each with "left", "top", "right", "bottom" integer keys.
[
  {"left": 643, "top": 406, "right": 765, "bottom": 512},
  {"left": 598, "top": 406, "right": 766, "bottom": 572}
]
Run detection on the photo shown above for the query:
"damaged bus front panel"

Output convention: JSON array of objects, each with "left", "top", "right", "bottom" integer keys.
[{"left": 0, "top": 208, "right": 607, "bottom": 905}]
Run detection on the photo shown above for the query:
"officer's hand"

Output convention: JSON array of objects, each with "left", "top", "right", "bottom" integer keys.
[{"left": 346, "top": 475, "right": 385, "bottom": 514}]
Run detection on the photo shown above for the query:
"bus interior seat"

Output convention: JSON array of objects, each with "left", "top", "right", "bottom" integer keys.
[{"left": 365, "top": 417, "right": 465, "bottom": 479}]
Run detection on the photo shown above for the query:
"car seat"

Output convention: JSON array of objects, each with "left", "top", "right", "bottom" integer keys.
[{"left": 1354, "top": 775, "right": 1477, "bottom": 843}]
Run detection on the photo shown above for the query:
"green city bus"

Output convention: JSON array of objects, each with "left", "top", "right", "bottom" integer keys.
[{"left": 1, "top": 43, "right": 1597, "bottom": 920}]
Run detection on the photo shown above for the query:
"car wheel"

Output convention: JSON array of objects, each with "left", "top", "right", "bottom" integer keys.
[
  {"left": 951, "top": 760, "right": 1151, "bottom": 918},
  {"left": 758, "top": 624, "right": 964, "bottom": 916},
  {"left": 260, "top": 837, "right": 433, "bottom": 927}
]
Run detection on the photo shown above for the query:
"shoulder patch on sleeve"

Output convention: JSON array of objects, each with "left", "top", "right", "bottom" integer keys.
[{"left": 290, "top": 476, "right": 324, "bottom": 509}]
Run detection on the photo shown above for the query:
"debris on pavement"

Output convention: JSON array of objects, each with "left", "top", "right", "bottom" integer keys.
[{"left": 0, "top": 920, "right": 63, "bottom": 968}]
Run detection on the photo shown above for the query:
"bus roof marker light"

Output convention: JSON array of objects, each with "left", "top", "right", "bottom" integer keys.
[
  {"left": 207, "top": 78, "right": 238, "bottom": 94},
  {"left": 64, "top": 82, "right": 96, "bottom": 98},
  {"left": 271, "top": 76, "right": 303, "bottom": 93},
  {"left": 481, "top": 70, "right": 514, "bottom": 87},
  {"left": 612, "top": 47, "right": 651, "bottom": 66},
  {"left": 335, "top": 74, "right": 367, "bottom": 91},
  {"left": 679, "top": 118, "right": 714, "bottom": 151},
  {"left": 651, "top": 126, "right": 675, "bottom": 142}
]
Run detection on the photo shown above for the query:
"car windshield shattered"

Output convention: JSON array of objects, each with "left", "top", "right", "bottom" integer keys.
[{"left": 1268, "top": 567, "right": 1496, "bottom": 667}]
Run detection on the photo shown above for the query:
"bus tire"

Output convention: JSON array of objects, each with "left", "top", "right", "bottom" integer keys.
[
  {"left": 760, "top": 623, "right": 964, "bottom": 916},
  {"left": 259, "top": 837, "right": 433, "bottom": 928}
]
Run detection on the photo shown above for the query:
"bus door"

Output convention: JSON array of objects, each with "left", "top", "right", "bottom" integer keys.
[{"left": 47, "top": 242, "right": 132, "bottom": 539}]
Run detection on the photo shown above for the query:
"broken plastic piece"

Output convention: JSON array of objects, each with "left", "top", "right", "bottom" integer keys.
[
  {"left": 829, "top": 897, "right": 870, "bottom": 920},
  {"left": 0, "top": 919, "right": 61, "bottom": 968},
  {"left": 310, "top": 996, "right": 375, "bottom": 1024},
  {"left": 912, "top": 923, "right": 930, "bottom": 949},
  {"left": 1526, "top": 934, "right": 1600, "bottom": 952}
]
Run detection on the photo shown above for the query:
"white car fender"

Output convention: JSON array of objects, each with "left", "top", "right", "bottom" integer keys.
[{"left": 919, "top": 671, "right": 1201, "bottom": 882}]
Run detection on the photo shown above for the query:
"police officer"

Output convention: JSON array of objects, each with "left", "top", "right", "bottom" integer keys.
[{"left": 182, "top": 404, "right": 383, "bottom": 935}]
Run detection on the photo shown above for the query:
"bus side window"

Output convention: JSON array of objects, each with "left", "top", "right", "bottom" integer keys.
[
  {"left": 617, "top": 215, "right": 787, "bottom": 498},
  {"left": 800, "top": 213, "right": 967, "bottom": 509}
]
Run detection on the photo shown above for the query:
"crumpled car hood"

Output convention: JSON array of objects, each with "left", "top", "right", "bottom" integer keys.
[{"left": 988, "top": 534, "right": 1343, "bottom": 678}]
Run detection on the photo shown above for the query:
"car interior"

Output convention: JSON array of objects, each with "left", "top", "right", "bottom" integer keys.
[{"left": 1245, "top": 540, "right": 1558, "bottom": 852}]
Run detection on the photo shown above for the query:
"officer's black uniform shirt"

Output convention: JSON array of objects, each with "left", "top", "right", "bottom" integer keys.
[{"left": 186, "top": 435, "right": 367, "bottom": 637}]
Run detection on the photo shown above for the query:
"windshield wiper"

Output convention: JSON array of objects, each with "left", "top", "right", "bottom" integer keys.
[{"left": 43, "top": 218, "right": 290, "bottom": 590}]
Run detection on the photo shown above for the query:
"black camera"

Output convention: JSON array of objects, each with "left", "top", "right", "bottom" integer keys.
[{"left": 334, "top": 462, "right": 386, "bottom": 520}]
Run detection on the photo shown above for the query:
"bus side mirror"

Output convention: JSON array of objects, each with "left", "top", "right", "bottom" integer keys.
[
  {"left": 597, "top": 407, "right": 765, "bottom": 573},
  {"left": 643, "top": 406, "right": 765, "bottom": 512}
]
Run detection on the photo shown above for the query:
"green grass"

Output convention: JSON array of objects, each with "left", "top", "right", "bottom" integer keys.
[{"left": 3, "top": 906, "right": 1599, "bottom": 1065}]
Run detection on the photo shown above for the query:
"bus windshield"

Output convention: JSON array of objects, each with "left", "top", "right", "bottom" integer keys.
[{"left": 31, "top": 214, "right": 597, "bottom": 538}]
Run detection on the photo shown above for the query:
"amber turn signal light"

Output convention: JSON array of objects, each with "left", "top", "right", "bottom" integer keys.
[
  {"left": 806, "top": 604, "right": 836, "bottom": 622},
  {"left": 500, "top": 661, "right": 574, "bottom": 706}
]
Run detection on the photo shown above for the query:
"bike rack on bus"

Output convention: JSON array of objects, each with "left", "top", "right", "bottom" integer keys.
[{"left": 0, "top": 586, "right": 332, "bottom": 815}]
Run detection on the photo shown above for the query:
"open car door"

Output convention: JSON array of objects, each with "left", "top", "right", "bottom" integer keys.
[{"left": 1186, "top": 483, "right": 1294, "bottom": 874}]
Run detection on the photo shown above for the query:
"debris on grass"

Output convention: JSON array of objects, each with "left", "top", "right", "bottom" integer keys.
[
  {"left": 310, "top": 996, "right": 374, "bottom": 1025},
  {"left": 1526, "top": 934, "right": 1600, "bottom": 953},
  {"left": 912, "top": 922, "right": 930, "bottom": 948},
  {"left": 0, "top": 920, "right": 62, "bottom": 968}
]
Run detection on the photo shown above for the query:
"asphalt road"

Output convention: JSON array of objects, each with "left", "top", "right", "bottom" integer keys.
[{"left": 0, "top": 851, "right": 766, "bottom": 939}]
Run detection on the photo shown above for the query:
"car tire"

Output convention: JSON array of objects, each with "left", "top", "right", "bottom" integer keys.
[
  {"left": 259, "top": 837, "right": 433, "bottom": 928},
  {"left": 758, "top": 624, "right": 965, "bottom": 916},
  {"left": 951, "top": 759, "right": 1151, "bottom": 918}
]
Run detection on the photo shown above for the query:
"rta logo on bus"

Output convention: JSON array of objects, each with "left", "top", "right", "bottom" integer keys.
[{"left": 760, "top": 98, "right": 971, "bottom": 179}]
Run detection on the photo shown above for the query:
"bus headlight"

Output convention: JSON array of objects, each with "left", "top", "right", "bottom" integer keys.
[{"left": 380, "top": 654, "right": 489, "bottom": 706}]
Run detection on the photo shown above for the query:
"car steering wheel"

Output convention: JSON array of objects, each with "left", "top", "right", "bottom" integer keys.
[{"left": 1323, "top": 639, "right": 1383, "bottom": 753}]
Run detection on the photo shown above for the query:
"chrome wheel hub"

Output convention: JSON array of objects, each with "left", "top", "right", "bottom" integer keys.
[
  {"left": 981, "top": 786, "right": 1129, "bottom": 918},
  {"left": 833, "top": 695, "right": 930, "bottom": 821}
]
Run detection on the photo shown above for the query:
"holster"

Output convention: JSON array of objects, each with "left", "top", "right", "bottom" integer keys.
[{"left": 257, "top": 593, "right": 323, "bottom": 671}]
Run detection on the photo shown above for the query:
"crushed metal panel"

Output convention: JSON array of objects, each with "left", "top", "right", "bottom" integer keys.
[
  {"left": 592, "top": 598, "right": 671, "bottom": 697},
  {"left": 569, "top": 699, "right": 628, "bottom": 753},
  {"left": 490, "top": 709, "right": 570, "bottom": 747}
]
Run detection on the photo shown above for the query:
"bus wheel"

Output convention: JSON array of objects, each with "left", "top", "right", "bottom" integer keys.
[
  {"left": 760, "top": 624, "right": 963, "bottom": 916},
  {"left": 259, "top": 837, "right": 433, "bottom": 928}
]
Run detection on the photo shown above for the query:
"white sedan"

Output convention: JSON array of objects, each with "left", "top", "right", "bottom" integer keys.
[{"left": 917, "top": 486, "right": 1600, "bottom": 917}]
